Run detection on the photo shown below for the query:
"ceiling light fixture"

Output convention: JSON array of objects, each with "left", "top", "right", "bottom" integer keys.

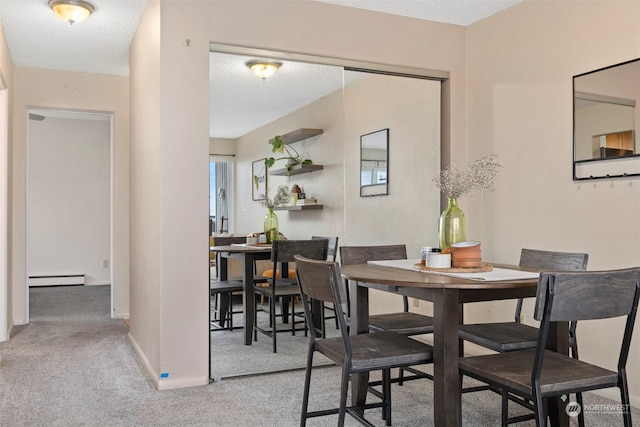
[
  {"left": 49, "top": 0, "right": 94, "bottom": 25},
  {"left": 246, "top": 61, "right": 282, "bottom": 82}
]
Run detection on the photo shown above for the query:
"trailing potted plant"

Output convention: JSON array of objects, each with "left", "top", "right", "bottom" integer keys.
[{"left": 254, "top": 136, "right": 313, "bottom": 188}]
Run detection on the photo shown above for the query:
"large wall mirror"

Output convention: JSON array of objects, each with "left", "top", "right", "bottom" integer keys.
[
  {"left": 573, "top": 58, "right": 640, "bottom": 180},
  {"left": 360, "top": 128, "right": 389, "bottom": 196}
]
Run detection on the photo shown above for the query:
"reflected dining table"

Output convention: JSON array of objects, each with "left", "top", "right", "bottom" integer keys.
[
  {"left": 210, "top": 244, "right": 272, "bottom": 345},
  {"left": 341, "top": 260, "right": 570, "bottom": 427}
]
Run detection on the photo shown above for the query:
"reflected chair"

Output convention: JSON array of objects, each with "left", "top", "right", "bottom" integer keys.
[
  {"left": 210, "top": 235, "right": 268, "bottom": 330},
  {"left": 210, "top": 279, "right": 243, "bottom": 331},
  {"left": 340, "top": 245, "right": 434, "bottom": 386},
  {"left": 459, "top": 248, "right": 588, "bottom": 425},
  {"left": 295, "top": 255, "right": 434, "bottom": 426},
  {"left": 459, "top": 267, "right": 640, "bottom": 427},
  {"left": 253, "top": 239, "right": 329, "bottom": 353},
  {"left": 312, "top": 235, "right": 339, "bottom": 336}
]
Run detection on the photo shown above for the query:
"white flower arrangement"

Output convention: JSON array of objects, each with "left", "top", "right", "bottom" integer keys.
[
  {"left": 259, "top": 185, "right": 291, "bottom": 209},
  {"left": 434, "top": 154, "right": 502, "bottom": 199}
]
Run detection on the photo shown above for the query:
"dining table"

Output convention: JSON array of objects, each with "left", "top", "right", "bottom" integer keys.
[
  {"left": 341, "top": 260, "right": 570, "bottom": 427},
  {"left": 210, "top": 244, "right": 272, "bottom": 345}
]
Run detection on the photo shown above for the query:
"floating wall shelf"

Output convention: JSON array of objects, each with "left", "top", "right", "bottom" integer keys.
[
  {"left": 269, "top": 128, "right": 323, "bottom": 146},
  {"left": 270, "top": 163, "right": 324, "bottom": 176},
  {"left": 274, "top": 204, "right": 323, "bottom": 211}
]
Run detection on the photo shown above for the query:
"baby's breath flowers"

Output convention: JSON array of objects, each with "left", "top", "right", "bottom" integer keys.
[
  {"left": 434, "top": 154, "right": 501, "bottom": 199},
  {"left": 260, "top": 185, "right": 291, "bottom": 209}
]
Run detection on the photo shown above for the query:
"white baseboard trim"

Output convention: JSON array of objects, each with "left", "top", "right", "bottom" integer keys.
[
  {"left": 127, "top": 332, "right": 160, "bottom": 389},
  {"left": 86, "top": 281, "right": 111, "bottom": 286},
  {"left": 112, "top": 311, "right": 129, "bottom": 319},
  {"left": 158, "top": 375, "right": 209, "bottom": 391},
  {"left": 127, "top": 333, "right": 209, "bottom": 391},
  {"left": 28, "top": 274, "right": 85, "bottom": 287}
]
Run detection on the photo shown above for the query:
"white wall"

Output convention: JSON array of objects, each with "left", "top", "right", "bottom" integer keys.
[
  {"left": 28, "top": 116, "right": 110, "bottom": 286},
  {"left": 0, "top": 14, "right": 14, "bottom": 342},
  {"left": 465, "top": 0, "right": 640, "bottom": 404},
  {"left": 11, "top": 67, "right": 130, "bottom": 322}
]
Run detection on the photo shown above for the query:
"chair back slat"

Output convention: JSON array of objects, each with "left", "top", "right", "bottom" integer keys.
[
  {"left": 519, "top": 248, "right": 588, "bottom": 271},
  {"left": 295, "top": 256, "right": 349, "bottom": 341},
  {"left": 312, "top": 236, "right": 339, "bottom": 261},
  {"left": 272, "top": 239, "right": 328, "bottom": 263},
  {"left": 535, "top": 268, "right": 640, "bottom": 322},
  {"left": 516, "top": 249, "right": 588, "bottom": 322},
  {"left": 340, "top": 244, "right": 407, "bottom": 266},
  {"left": 295, "top": 256, "right": 343, "bottom": 305},
  {"left": 212, "top": 236, "right": 247, "bottom": 246}
]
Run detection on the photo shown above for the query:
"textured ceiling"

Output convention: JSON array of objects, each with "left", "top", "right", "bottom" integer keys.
[
  {"left": 0, "top": 0, "right": 148, "bottom": 76},
  {"left": 210, "top": 53, "right": 367, "bottom": 139},
  {"left": 0, "top": 0, "right": 521, "bottom": 137}
]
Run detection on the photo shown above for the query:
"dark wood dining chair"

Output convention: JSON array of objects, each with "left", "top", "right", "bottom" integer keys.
[
  {"left": 458, "top": 248, "right": 588, "bottom": 425},
  {"left": 295, "top": 255, "right": 434, "bottom": 426},
  {"left": 210, "top": 235, "right": 268, "bottom": 330},
  {"left": 311, "top": 235, "right": 339, "bottom": 336},
  {"left": 209, "top": 278, "right": 244, "bottom": 331},
  {"left": 459, "top": 267, "right": 640, "bottom": 427},
  {"left": 340, "top": 244, "right": 434, "bottom": 386},
  {"left": 253, "top": 239, "right": 329, "bottom": 353}
]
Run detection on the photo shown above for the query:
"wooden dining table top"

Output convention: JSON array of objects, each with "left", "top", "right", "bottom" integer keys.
[
  {"left": 340, "top": 262, "right": 539, "bottom": 289},
  {"left": 210, "top": 244, "right": 272, "bottom": 253}
]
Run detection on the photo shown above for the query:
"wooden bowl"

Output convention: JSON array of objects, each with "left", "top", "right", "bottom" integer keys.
[
  {"left": 452, "top": 258, "right": 482, "bottom": 268},
  {"left": 451, "top": 241, "right": 481, "bottom": 267}
]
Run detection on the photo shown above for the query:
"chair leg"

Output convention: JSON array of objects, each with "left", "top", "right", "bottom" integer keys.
[
  {"left": 291, "top": 296, "right": 296, "bottom": 336},
  {"left": 271, "top": 294, "right": 278, "bottom": 353},
  {"left": 620, "top": 373, "right": 632, "bottom": 427},
  {"left": 398, "top": 367, "right": 404, "bottom": 386},
  {"left": 338, "top": 367, "right": 350, "bottom": 427},
  {"left": 300, "top": 350, "right": 315, "bottom": 427},
  {"left": 253, "top": 295, "right": 258, "bottom": 341},
  {"left": 576, "top": 391, "right": 585, "bottom": 427},
  {"left": 534, "top": 394, "right": 546, "bottom": 427},
  {"left": 383, "top": 368, "right": 392, "bottom": 426}
]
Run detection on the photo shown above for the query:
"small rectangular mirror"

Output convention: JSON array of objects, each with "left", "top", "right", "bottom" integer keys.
[
  {"left": 360, "top": 128, "right": 389, "bottom": 196},
  {"left": 573, "top": 58, "right": 640, "bottom": 180}
]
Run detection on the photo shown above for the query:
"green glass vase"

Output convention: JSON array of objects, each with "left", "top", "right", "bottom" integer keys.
[
  {"left": 439, "top": 197, "right": 466, "bottom": 250},
  {"left": 264, "top": 208, "right": 279, "bottom": 244}
]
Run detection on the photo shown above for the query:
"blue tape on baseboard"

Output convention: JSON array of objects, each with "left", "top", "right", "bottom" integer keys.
[{"left": 160, "top": 372, "right": 169, "bottom": 379}]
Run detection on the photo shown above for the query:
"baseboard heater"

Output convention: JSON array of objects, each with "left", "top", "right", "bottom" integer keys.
[{"left": 28, "top": 274, "right": 85, "bottom": 287}]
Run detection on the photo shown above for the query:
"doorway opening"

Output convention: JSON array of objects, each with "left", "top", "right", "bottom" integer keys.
[
  {"left": 26, "top": 108, "right": 114, "bottom": 320},
  {"left": 209, "top": 155, "right": 235, "bottom": 235}
]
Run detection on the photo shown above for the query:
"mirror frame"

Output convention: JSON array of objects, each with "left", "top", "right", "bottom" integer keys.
[
  {"left": 360, "top": 128, "right": 389, "bottom": 197},
  {"left": 573, "top": 58, "right": 640, "bottom": 180}
]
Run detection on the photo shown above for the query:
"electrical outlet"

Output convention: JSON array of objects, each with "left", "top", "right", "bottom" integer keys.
[
  {"left": 413, "top": 298, "right": 419, "bottom": 307},
  {"left": 103, "top": 259, "right": 109, "bottom": 269}
]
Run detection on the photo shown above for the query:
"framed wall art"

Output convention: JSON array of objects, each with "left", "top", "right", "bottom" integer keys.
[{"left": 252, "top": 158, "right": 267, "bottom": 201}]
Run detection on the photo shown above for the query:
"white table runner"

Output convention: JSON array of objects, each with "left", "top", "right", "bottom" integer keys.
[{"left": 367, "top": 259, "right": 539, "bottom": 282}]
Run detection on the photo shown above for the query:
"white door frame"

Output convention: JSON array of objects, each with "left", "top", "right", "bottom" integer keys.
[{"left": 0, "top": 74, "right": 8, "bottom": 342}]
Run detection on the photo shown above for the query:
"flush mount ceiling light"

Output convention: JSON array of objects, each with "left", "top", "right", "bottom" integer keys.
[
  {"left": 49, "top": 0, "right": 94, "bottom": 25},
  {"left": 246, "top": 61, "right": 282, "bottom": 82}
]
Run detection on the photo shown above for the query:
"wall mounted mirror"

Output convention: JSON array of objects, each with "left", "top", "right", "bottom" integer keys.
[
  {"left": 360, "top": 128, "right": 389, "bottom": 196},
  {"left": 573, "top": 58, "right": 640, "bottom": 180}
]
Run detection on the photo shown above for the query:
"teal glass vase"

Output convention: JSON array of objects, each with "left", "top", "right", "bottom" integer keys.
[
  {"left": 439, "top": 197, "right": 466, "bottom": 250},
  {"left": 264, "top": 208, "right": 279, "bottom": 243}
]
